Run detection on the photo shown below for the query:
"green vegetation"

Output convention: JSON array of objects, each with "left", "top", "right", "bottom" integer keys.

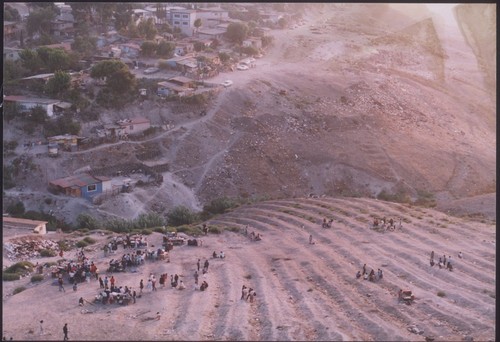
[
  {"left": 4, "top": 261, "right": 35, "bottom": 281},
  {"left": 76, "top": 240, "right": 88, "bottom": 248},
  {"left": 13, "top": 287, "right": 27, "bottom": 295},
  {"left": 40, "top": 249, "right": 57, "bottom": 257},
  {"left": 83, "top": 237, "right": 96, "bottom": 244},
  {"left": 31, "top": 274, "right": 44, "bottom": 282},
  {"left": 414, "top": 189, "right": 437, "bottom": 208},
  {"left": 167, "top": 206, "right": 199, "bottom": 227}
]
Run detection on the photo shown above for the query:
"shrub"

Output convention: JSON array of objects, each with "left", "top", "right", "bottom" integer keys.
[
  {"left": 226, "top": 226, "right": 240, "bottom": 233},
  {"left": 83, "top": 237, "right": 96, "bottom": 244},
  {"left": 175, "top": 225, "right": 202, "bottom": 235},
  {"left": 437, "top": 291, "right": 446, "bottom": 297},
  {"left": 3, "top": 273, "right": 21, "bottom": 281},
  {"left": 154, "top": 227, "right": 166, "bottom": 234},
  {"left": 40, "top": 249, "right": 56, "bottom": 257},
  {"left": 244, "top": 274, "right": 252, "bottom": 279},
  {"left": 167, "top": 206, "right": 199, "bottom": 226},
  {"left": 5, "top": 261, "right": 34, "bottom": 274},
  {"left": 141, "top": 228, "right": 153, "bottom": 235},
  {"left": 57, "top": 240, "right": 71, "bottom": 251},
  {"left": 211, "top": 226, "right": 222, "bottom": 234},
  {"left": 202, "top": 197, "right": 238, "bottom": 216},
  {"left": 13, "top": 286, "right": 26, "bottom": 295},
  {"left": 76, "top": 240, "right": 88, "bottom": 248},
  {"left": 31, "top": 274, "right": 44, "bottom": 282}
]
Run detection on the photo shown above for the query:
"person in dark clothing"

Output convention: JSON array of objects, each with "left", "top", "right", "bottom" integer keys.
[
  {"left": 63, "top": 323, "right": 68, "bottom": 341},
  {"left": 197, "top": 259, "right": 201, "bottom": 271}
]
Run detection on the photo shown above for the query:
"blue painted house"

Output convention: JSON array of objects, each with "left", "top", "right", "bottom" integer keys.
[{"left": 49, "top": 173, "right": 111, "bottom": 200}]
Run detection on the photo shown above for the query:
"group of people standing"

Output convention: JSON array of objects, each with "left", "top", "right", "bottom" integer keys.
[
  {"left": 429, "top": 251, "right": 454, "bottom": 271},
  {"left": 356, "top": 264, "right": 383, "bottom": 282},
  {"left": 241, "top": 285, "right": 257, "bottom": 303}
]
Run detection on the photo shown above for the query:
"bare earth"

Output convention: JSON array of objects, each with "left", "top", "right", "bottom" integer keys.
[
  {"left": 2, "top": 4, "right": 496, "bottom": 342},
  {"left": 2, "top": 197, "right": 495, "bottom": 341}
]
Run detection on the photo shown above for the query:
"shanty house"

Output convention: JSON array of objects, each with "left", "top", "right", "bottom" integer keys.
[
  {"left": 3, "top": 95, "right": 64, "bottom": 117},
  {"left": 47, "top": 134, "right": 85, "bottom": 152},
  {"left": 49, "top": 173, "right": 111, "bottom": 200},
  {"left": 2, "top": 217, "right": 48, "bottom": 235}
]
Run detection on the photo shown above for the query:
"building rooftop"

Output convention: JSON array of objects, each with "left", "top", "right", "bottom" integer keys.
[
  {"left": 49, "top": 173, "right": 108, "bottom": 188},
  {"left": 3, "top": 217, "right": 48, "bottom": 229},
  {"left": 3, "top": 95, "right": 61, "bottom": 104}
]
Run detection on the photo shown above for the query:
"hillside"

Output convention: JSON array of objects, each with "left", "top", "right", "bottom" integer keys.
[
  {"left": 2, "top": 196, "right": 495, "bottom": 341},
  {"left": 2, "top": 3, "right": 495, "bottom": 225}
]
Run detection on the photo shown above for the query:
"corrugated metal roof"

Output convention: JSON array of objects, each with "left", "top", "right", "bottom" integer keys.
[
  {"left": 3, "top": 95, "right": 61, "bottom": 104},
  {"left": 49, "top": 173, "right": 103, "bottom": 188}
]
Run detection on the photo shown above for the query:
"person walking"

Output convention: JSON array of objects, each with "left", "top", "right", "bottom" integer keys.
[
  {"left": 152, "top": 277, "right": 157, "bottom": 291},
  {"left": 58, "top": 277, "right": 65, "bottom": 292},
  {"left": 104, "top": 276, "right": 109, "bottom": 288},
  {"left": 309, "top": 234, "right": 313, "bottom": 244},
  {"left": 194, "top": 270, "right": 199, "bottom": 285},
  {"left": 99, "top": 277, "right": 104, "bottom": 289},
  {"left": 63, "top": 323, "right": 68, "bottom": 341},
  {"left": 132, "top": 290, "right": 137, "bottom": 304},
  {"left": 139, "top": 279, "right": 144, "bottom": 294},
  {"left": 39, "top": 320, "right": 44, "bottom": 335},
  {"left": 197, "top": 259, "right": 201, "bottom": 272}
]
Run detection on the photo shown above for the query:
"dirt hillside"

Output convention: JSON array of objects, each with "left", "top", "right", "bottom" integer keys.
[{"left": 2, "top": 196, "right": 495, "bottom": 341}]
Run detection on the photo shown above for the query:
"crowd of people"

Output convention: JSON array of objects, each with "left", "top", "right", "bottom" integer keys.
[{"left": 371, "top": 217, "right": 402, "bottom": 231}]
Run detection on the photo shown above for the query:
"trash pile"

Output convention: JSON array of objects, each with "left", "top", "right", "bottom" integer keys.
[{"left": 4, "top": 236, "right": 60, "bottom": 260}]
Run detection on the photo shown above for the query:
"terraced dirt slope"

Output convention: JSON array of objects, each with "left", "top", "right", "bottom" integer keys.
[{"left": 3, "top": 197, "right": 494, "bottom": 341}]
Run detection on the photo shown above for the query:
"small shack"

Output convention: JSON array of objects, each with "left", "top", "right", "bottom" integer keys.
[
  {"left": 49, "top": 173, "right": 111, "bottom": 200},
  {"left": 2, "top": 216, "right": 48, "bottom": 235}
]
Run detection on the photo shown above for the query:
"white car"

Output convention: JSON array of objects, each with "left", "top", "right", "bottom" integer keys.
[
  {"left": 237, "top": 64, "right": 249, "bottom": 71},
  {"left": 221, "top": 80, "right": 233, "bottom": 88},
  {"left": 144, "top": 67, "right": 159, "bottom": 74}
]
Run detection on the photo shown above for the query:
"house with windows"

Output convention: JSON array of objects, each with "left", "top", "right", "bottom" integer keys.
[
  {"left": 170, "top": 8, "right": 197, "bottom": 36},
  {"left": 101, "top": 117, "right": 151, "bottom": 138},
  {"left": 49, "top": 173, "right": 112, "bottom": 200},
  {"left": 195, "top": 7, "right": 229, "bottom": 28}
]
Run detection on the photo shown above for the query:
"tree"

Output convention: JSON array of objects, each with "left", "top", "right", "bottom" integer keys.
[
  {"left": 158, "top": 23, "right": 172, "bottom": 34},
  {"left": 3, "top": 60, "right": 28, "bottom": 82},
  {"left": 26, "top": 7, "right": 56, "bottom": 37},
  {"left": 44, "top": 115, "right": 81, "bottom": 137},
  {"left": 225, "top": 22, "right": 249, "bottom": 45},
  {"left": 193, "top": 41, "right": 205, "bottom": 52},
  {"left": 90, "top": 60, "right": 137, "bottom": 108},
  {"left": 114, "top": 4, "right": 133, "bottom": 31},
  {"left": 167, "top": 206, "right": 198, "bottom": 226},
  {"left": 211, "top": 38, "right": 220, "bottom": 49},
  {"left": 218, "top": 52, "right": 230, "bottom": 64},
  {"left": 4, "top": 5, "right": 21, "bottom": 21},
  {"left": 45, "top": 71, "right": 71, "bottom": 97},
  {"left": 140, "top": 41, "right": 157, "bottom": 57},
  {"left": 71, "top": 35, "right": 97, "bottom": 58},
  {"left": 138, "top": 18, "right": 157, "bottom": 40},
  {"left": 92, "top": 3, "right": 116, "bottom": 30},
  {"left": 29, "top": 106, "right": 48, "bottom": 125},
  {"left": 6, "top": 201, "right": 25, "bottom": 216},
  {"left": 157, "top": 41, "right": 175, "bottom": 58},
  {"left": 19, "top": 49, "right": 42, "bottom": 73},
  {"left": 261, "top": 35, "right": 274, "bottom": 48},
  {"left": 194, "top": 18, "right": 202, "bottom": 35},
  {"left": 37, "top": 47, "right": 71, "bottom": 72}
]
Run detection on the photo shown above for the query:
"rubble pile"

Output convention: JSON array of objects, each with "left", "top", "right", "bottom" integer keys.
[{"left": 4, "top": 237, "right": 61, "bottom": 260}]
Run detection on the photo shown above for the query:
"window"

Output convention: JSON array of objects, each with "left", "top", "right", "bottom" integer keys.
[
  {"left": 174, "top": 21, "right": 180, "bottom": 25},
  {"left": 174, "top": 14, "right": 180, "bottom": 18},
  {"left": 183, "top": 21, "right": 188, "bottom": 25},
  {"left": 182, "top": 14, "right": 188, "bottom": 18},
  {"left": 129, "top": 125, "right": 134, "bottom": 130},
  {"left": 88, "top": 184, "right": 96, "bottom": 192}
]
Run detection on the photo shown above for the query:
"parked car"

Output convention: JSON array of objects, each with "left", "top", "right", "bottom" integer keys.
[
  {"left": 237, "top": 64, "right": 249, "bottom": 71},
  {"left": 144, "top": 67, "right": 159, "bottom": 74},
  {"left": 221, "top": 80, "right": 233, "bottom": 88}
]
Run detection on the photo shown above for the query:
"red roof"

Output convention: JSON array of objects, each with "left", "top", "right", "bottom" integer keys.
[{"left": 49, "top": 173, "right": 105, "bottom": 188}]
